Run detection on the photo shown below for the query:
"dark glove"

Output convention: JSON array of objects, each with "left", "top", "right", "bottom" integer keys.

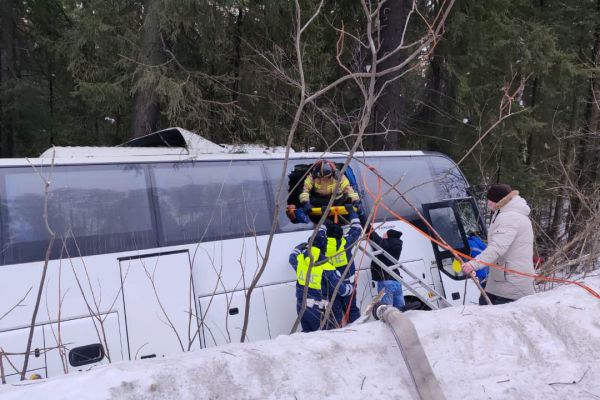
[
  {"left": 345, "top": 203, "right": 358, "bottom": 220},
  {"left": 321, "top": 206, "right": 329, "bottom": 215},
  {"left": 302, "top": 202, "right": 313, "bottom": 213},
  {"left": 344, "top": 204, "right": 354, "bottom": 214},
  {"left": 297, "top": 242, "right": 308, "bottom": 251},
  {"left": 358, "top": 212, "right": 368, "bottom": 227},
  {"left": 352, "top": 199, "right": 361, "bottom": 207}
]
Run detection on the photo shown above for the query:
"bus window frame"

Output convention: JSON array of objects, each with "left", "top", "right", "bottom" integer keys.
[
  {"left": 354, "top": 155, "right": 451, "bottom": 223},
  {"left": 264, "top": 157, "right": 364, "bottom": 234},
  {"left": 0, "top": 162, "right": 158, "bottom": 266},
  {"left": 149, "top": 159, "right": 274, "bottom": 247}
]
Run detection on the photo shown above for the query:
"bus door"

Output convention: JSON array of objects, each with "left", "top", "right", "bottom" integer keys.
[
  {"left": 0, "top": 326, "right": 45, "bottom": 382},
  {"left": 118, "top": 250, "right": 200, "bottom": 360},
  {"left": 422, "top": 198, "right": 486, "bottom": 305}
]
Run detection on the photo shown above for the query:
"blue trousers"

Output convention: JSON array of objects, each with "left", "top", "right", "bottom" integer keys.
[
  {"left": 297, "top": 303, "right": 323, "bottom": 332},
  {"left": 377, "top": 280, "right": 405, "bottom": 309},
  {"left": 338, "top": 293, "right": 360, "bottom": 323}
]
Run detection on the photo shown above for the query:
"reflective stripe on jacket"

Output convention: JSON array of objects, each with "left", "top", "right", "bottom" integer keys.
[{"left": 299, "top": 175, "right": 359, "bottom": 203}]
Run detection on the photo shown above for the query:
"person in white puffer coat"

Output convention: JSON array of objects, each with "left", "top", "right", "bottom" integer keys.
[{"left": 462, "top": 183, "right": 535, "bottom": 305}]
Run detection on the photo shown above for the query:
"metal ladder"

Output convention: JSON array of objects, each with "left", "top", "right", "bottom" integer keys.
[{"left": 358, "top": 239, "right": 452, "bottom": 310}]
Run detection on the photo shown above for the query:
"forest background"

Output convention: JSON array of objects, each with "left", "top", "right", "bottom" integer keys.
[{"left": 1, "top": 0, "right": 599, "bottom": 270}]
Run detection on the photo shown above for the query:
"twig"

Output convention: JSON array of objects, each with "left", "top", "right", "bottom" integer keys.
[
  {"left": 241, "top": 0, "right": 322, "bottom": 341},
  {"left": 63, "top": 233, "right": 113, "bottom": 363},
  {"left": 548, "top": 367, "right": 590, "bottom": 386},
  {"left": 21, "top": 150, "right": 57, "bottom": 380},
  {"left": 0, "top": 287, "right": 33, "bottom": 321},
  {"left": 0, "top": 349, "right": 6, "bottom": 384},
  {"left": 140, "top": 257, "right": 185, "bottom": 351},
  {"left": 582, "top": 390, "right": 600, "bottom": 399}
]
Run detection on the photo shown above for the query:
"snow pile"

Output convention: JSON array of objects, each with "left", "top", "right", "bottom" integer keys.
[{"left": 2, "top": 278, "right": 600, "bottom": 400}]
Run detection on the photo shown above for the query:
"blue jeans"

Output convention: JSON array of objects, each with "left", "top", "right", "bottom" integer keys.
[{"left": 377, "top": 280, "right": 405, "bottom": 309}]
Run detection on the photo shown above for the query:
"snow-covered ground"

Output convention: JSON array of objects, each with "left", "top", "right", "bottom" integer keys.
[{"left": 2, "top": 278, "right": 600, "bottom": 400}]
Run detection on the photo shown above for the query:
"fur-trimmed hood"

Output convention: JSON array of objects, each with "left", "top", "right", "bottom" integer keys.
[{"left": 496, "top": 190, "right": 531, "bottom": 217}]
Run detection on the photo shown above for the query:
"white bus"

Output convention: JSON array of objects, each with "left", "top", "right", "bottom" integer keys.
[{"left": 0, "top": 127, "right": 486, "bottom": 382}]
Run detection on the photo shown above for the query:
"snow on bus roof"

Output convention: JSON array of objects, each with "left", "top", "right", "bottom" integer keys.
[
  {"left": 35, "top": 127, "right": 431, "bottom": 162},
  {"left": 39, "top": 127, "right": 294, "bottom": 159},
  {"left": 219, "top": 143, "right": 293, "bottom": 154}
]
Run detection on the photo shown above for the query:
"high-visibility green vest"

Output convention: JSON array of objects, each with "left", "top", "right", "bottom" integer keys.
[
  {"left": 326, "top": 237, "right": 348, "bottom": 268},
  {"left": 296, "top": 247, "right": 335, "bottom": 289}
]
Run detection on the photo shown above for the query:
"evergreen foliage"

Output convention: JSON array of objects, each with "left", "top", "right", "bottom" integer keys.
[{"left": 1, "top": 0, "right": 599, "bottom": 254}]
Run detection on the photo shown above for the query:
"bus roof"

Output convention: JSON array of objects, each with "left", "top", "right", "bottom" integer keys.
[
  {"left": 7, "top": 127, "right": 429, "bottom": 166},
  {"left": 37, "top": 127, "right": 295, "bottom": 160}
]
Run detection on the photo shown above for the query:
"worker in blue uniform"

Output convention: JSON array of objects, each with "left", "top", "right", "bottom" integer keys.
[
  {"left": 289, "top": 236, "right": 354, "bottom": 332},
  {"left": 317, "top": 204, "right": 362, "bottom": 324}
]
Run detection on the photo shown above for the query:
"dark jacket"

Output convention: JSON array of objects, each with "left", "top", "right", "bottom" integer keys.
[{"left": 369, "top": 230, "right": 403, "bottom": 282}]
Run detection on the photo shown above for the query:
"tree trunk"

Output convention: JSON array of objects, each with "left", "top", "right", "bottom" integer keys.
[
  {"left": 525, "top": 1, "right": 546, "bottom": 167},
  {"left": 426, "top": 52, "right": 445, "bottom": 139},
  {"left": 373, "top": 0, "right": 409, "bottom": 150},
  {"left": 230, "top": 6, "right": 243, "bottom": 138},
  {"left": 413, "top": 49, "right": 447, "bottom": 150},
  {"left": 567, "top": 3, "right": 599, "bottom": 239},
  {"left": 0, "top": 0, "right": 16, "bottom": 156},
  {"left": 47, "top": 49, "right": 55, "bottom": 146},
  {"left": 131, "top": 0, "right": 166, "bottom": 139},
  {"left": 550, "top": 92, "right": 579, "bottom": 242},
  {"left": 524, "top": 78, "right": 538, "bottom": 167},
  {"left": 567, "top": 137, "right": 588, "bottom": 239},
  {"left": 587, "top": 18, "right": 600, "bottom": 184}
]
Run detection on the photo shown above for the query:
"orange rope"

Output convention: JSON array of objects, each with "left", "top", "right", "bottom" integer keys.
[
  {"left": 359, "top": 167, "right": 600, "bottom": 301},
  {"left": 342, "top": 166, "right": 382, "bottom": 325}
]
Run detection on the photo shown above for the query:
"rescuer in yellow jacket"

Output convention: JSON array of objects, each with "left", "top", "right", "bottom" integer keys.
[
  {"left": 289, "top": 238, "right": 354, "bottom": 332},
  {"left": 299, "top": 160, "right": 360, "bottom": 209},
  {"left": 292, "top": 160, "right": 361, "bottom": 224}
]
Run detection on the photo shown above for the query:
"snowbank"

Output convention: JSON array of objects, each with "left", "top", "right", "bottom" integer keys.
[{"left": 2, "top": 278, "right": 600, "bottom": 400}]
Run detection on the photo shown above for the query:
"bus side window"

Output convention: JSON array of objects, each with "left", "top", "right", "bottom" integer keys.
[
  {"left": 428, "top": 206, "right": 465, "bottom": 251},
  {"left": 0, "top": 164, "right": 155, "bottom": 265},
  {"left": 151, "top": 161, "right": 271, "bottom": 244},
  {"left": 429, "top": 156, "right": 469, "bottom": 200},
  {"left": 360, "top": 156, "right": 438, "bottom": 222},
  {"left": 263, "top": 158, "right": 355, "bottom": 232},
  {"left": 455, "top": 200, "right": 485, "bottom": 239}
]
